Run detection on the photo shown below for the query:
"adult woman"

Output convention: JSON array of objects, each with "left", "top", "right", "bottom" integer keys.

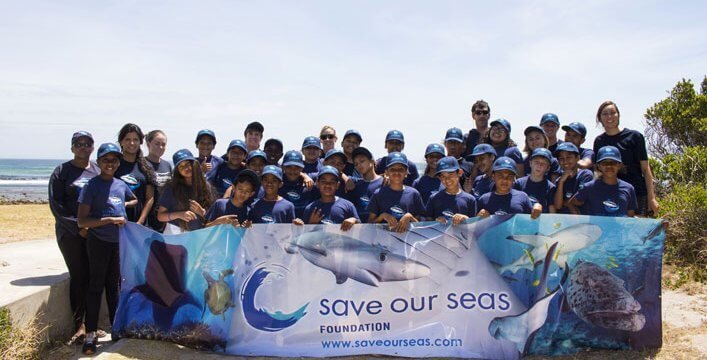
[
  {"left": 593, "top": 101, "right": 659, "bottom": 216},
  {"left": 115, "top": 123, "right": 157, "bottom": 225},
  {"left": 481, "top": 119, "right": 524, "bottom": 175},
  {"left": 48, "top": 131, "right": 101, "bottom": 344},
  {"left": 145, "top": 130, "right": 172, "bottom": 232},
  {"left": 319, "top": 125, "right": 338, "bottom": 156}
]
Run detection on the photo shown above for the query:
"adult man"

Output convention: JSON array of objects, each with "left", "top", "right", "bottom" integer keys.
[{"left": 463, "top": 100, "right": 491, "bottom": 159}]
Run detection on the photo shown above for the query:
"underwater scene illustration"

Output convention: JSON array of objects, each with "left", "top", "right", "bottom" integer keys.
[{"left": 113, "top": 214, "right": 664, "bottom": 359}]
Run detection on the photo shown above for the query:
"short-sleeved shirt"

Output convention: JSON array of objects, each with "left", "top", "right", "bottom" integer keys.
[
  {"left": 523, "top": 156, "right": 562, "bottom": 180},
  {"left": 477, "top": 189, "right": 534, "bottom": 216},
  {"left": 157, "top": 186, "right": 205, "bottom": 231},
  {"left": 147, "top": 159, "right": 172, "bottom": 189},
  {"left": 579, "top": 147, "right": 594, "bottom": 163},
  {"left": 302, "top": 197, "right": 360, "bottom": 224},
  {"left": 248, "top": 198, "right": 296, "bottom": 224},
  {"left": 199, "top": 155, "right": 224, "bottom": 179},
  {"left": 207, "top": 163, "right": 244, "bottom": 197},
  {"left": 374, "top": 156, "right": 420, "bottom": 186},
  {"left": 472, "top": 174, "right": 495, "bottom": 199},
  {"left": 115, "top": 159, "right": 150, "bottom": 222},
  {"left": 279, "top": 178, "right": 317, "bottom": 220},
  {"left": 554, "top": 169, "right": 594, "bottom": 214},
  {"left": 513, "top": 176, "right": 556, "bottom": 213},
  {"left": 574, "top": 179, "right": 637, "bottom": 217},
  {"left": 413, "top": 175, "right": 443, "bottom": 205},
  {"left": 425, "top": 190, "right": 477, "bottom": 221},
  {"left": 78, "top": 176, "right": 135, "bottom": 243},
  {"left": 49, "top": 161, "right": 101, "bottom": 239},
  {"left": 345, "top": 177, "right": 384, "bottom": 223},
  {"left": 493, "top": 145, "right": 523, "bottom": 165},
  {"left": 303, "top": 159, "right": 323, "bottom": 175},
  {"left": 367, "top": 186, "right": 425, "bottom": 220},
  {"left": 205, "top": 198, "right": 249, "bottom": 223},
  {"left": 593, "top": 129, "right": 649, "bottom": 196}
]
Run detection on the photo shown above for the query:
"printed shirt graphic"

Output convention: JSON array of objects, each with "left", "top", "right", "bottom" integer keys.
[
  {"left": 367, "top": 186, "right": 425, "bottom": 220},
  {"left": 477, "top": 189, "right": 533, "bottom": 215},
  {"left": 574, "top": 179, "right": 638, "bottom": 217},
  {"left": 302, "top": 197, "right": 360, "bottom": 224},
  {"left": 78, "top": 176, "right": 134, "bottom": 243},
  {"left": 345, "top": 177, "right": 384, "bottom": 223},
  {"left": 147, "top": 159, "right": 173, "bottom": 188},
  {"left": 513, "top": 176, "right": 556, "bottom": 213},
  {"left": 425, "top": 190, "right": 477, "bottom": 220},
  {"left": 115, "top": 159, "right": 148, "bottom": 222},
  {"left": 248, "top": 198, "right": 296, "bottom": 224}
]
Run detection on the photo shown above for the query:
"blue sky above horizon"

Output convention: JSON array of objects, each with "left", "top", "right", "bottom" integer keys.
[{"left": 1, "top": 1, "right": 706, "bottom": 161}]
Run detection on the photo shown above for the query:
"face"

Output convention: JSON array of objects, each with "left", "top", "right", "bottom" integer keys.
[
  {"left": 324, "top": 155, "right": 346, "bottom": 173},
  {"left": 245, "top": 130, "right": 263, "bottom": 150},
  {"left": 247, "top": 158, "right": 266, "bottom": 175},
  {"left": 438, "top": 170, "right": 461, "bottom": 190},
  {"left": 525, "top": 131, "right": 546, "bottom": 151},
  {"left": 529, "top": 157, "right": 550, "bottom": 177},
  {"left": 492, "top": 170, "right": 516, "bottom": 193},
  {"left": 320, "top": 130, "right": 337, "bottom": 150},
  {"left": 353, "top": 155, "right": 374, "bottom": 176},
  {"left": 120, "top": 131, "right": 141, "bottom": 155},
  {"left": 385, "top": 164, "right": 408, "bottom": 184},
  {"left": 425, "top": 153, "right": 444, "bottom": 170},
  {"left": 264, "top": 144, "right": 283, "bottom": 164},
  {"left": 445, "top": 141, "right": 465, "bottom": 158},
  {"left": 177, "top": 160, "right": 194, "bottom": 180},
  {"left": 557, "top": 151, "right": 579, "bottom": 171},
  {"left": 98, "top": 154, "right": 120, "bottom": 176},
  {"left": 317, "top": 174, "right": 339, "bottom": 197},
  {"left": 302, "top": 147, "right": 321, "bottom": 162},
  {"left": 598, "top": 160, "right": 622, "bottom": 177},
  {"left": 196, "top": 136, "right": 215, "bottom": 158},
  {"left": 489, "top": 125, "right": 508, "bottom": 144},
  {"left": 283, "top": 165, "right": 303, "bottom": 182},
  {"left": 71, "top": 137, "right": 94, "bottom": 160},
  {"left": 475, "top": 153, "right": 495, "bottom": 173},
  {"left": 342, "top": 136, "right": 360, "bottom": 155},
  {"left": 147, "top": 133, "right": 167, "bottom": 158},
  {"left": 600, "top": 105, "right": 620, "bottom": 129},
  {"left": 564, "top": 130, "right": 585, "bottom": 147},
  {"left": 472, "top": 106, "right": 490, "bottom": 128},
  {"left": 260, "top": 174, "right": 282, "bottom": 195},
  {"left": 228, "top": 148, "right": 246, "bottom": 167},
  {"left": 540, "top": 122, "right": 559, "bottom": 138},
  {"left": 233, "top": 181, "right": 255, "bottom": 204},
  {"left": 385, "top": 140, "right": 404, "bottom": 153}
]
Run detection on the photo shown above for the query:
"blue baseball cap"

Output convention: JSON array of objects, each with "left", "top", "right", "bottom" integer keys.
[
  {"left": 172, "top": 149, "right": 196, "bottom": 167},
  {"left": 555, "top": 142, "right": 579, "bottom": 154},
  {"left": 435, "top": 156, "right": 460, "bottom": 176},
  {"left": 490, "top": 119, "right": 511, "bottom": 134},
  {"left": 385, "top": 130, "right": 405, "bottom": 143},
  {"left": 386, "top": 152, "right": 408, "bottom": 168},
  {"left": 282, "top": 150, "right": 305, "bottom": 168},
  {"left": 530, "top": 148, "right": 553, "bottom": 163},
  {"left": 246, "top": 150, "right": 267, "bottom": 163},
  {"left": 352, "top": 146, "right": 374, "bottom": 160},
  {"left": 71, "top": 131, "right": 93, "bottom": 145},
  {"left": 540, "top": 113, "right": 560, "bottom": 126},
  {"left": 562, "top": 122, "right": 587, "bottom": 138},
  {"left": 302, "top": 136, "right": 323, "bottom": 150},
  {"left": 324, "top": 148, "right": 346, "bottom": 162},
  {"left": 596, "top": 146, "right": 622, "bottom": 163},
  {"left": 425, "top": 143, "right": 446, "bottom": 157},
  {"left": 471, "top": 143, "right": 497, "bottom": 157},
  {"left": 444, "top": 127, "right": 464, "bottom": 143},
  {"left": 261, "top": 165, "right": 283, "bottom": 181},
  {"left": 96, "top": 143, "right": 122, "bottom": 159},
  {"left": 492, "top": 156, "right": 518, "bottom": 175},
  {"left": 195, "top": 129, "right": 216, "bottom": 144},
  {"left": 318, "top": 165, "right": 340, "bottom": 179},
  {"left": 524, "top": 125, "right": 546, "bottom": 136},
  {"left": 343, "top": 129, "right": 363, "bottom": 142},
  {"left": 227, "top": 139, "right": 247, "bottom": 153}
]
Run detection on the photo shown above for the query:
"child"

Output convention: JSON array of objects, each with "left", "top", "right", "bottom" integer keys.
[
  {"left": 553, "top": 142, "right": 595, "bottom": 213},
  {"left": 346, "top": 147, "right": 384, "bottom": 223},
  {"left": 481, "top": 119, "right": 524, "bottom": 175},
  {"left": 301, "top": 136, "right": 323, "bottom": 174},
  {"left": 426, "top": 156, "right": 477, "bottom": 225},
  {"left": 195, "top": 129, "right": 223, "bottom": 177},
  {"left": 245, "top": 149, "right": 267, "bottom": 176},
  {"left": 466, "top": 144, "right": 497, "bottom": 199},
  {"left": 263, "top": 138, "right": 284, "bottom": 165},
  {"left": 539, "top": 113, "right": 562, "bottom": 153},
  {"left": 374, "top": 130, "right": 419, "bottom": 186},
  {"left": 77, "top": 143, "right": 137, "bottom": 355},
  {"left": 279, "top": 150, "right": 316, "bottom": 219},
  {"left": 157, "top": 149, "right": 215, "bottom": 233},
  {"left": 561, "top": 122, "right": 594, "bottom": 169},
  {"left": 477, "top": 157, "right": 542, "bottom": 218},
  {"left": 569, "top": 146, "right": 637, "bottom": 217},
  {"left": 322, "top": 149, "right": 350, "bottom": 196},
  {"left": 341, "top": 129, "right": 363, "bottom": 176},
  {"left": 249, "top": 165, "right": 301, "bottom": 224},
  {"left": 413, "top": 143, "right": 445, "bottom": 204},
  {"left": 302, "top": 166, "right": 360, "bottom": 231},
  {"left": 205, "top": 169, "right": 260, "bottom": 227},
  {"left": 513, "top": 148, "right": 557, "bottom": 213},
  {"left": 208, "top": 139, "right": 247, "bottom": 197},
  {"left": 368, "top": 152, "right": 425, "bottom": 232},
  {"left": 522, "top": 125, "right": 561, "bottom": 182}
]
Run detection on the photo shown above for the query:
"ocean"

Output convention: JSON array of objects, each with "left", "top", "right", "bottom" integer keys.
[{"left": 0, "top": 158, "right": 64, "bottom": 202}]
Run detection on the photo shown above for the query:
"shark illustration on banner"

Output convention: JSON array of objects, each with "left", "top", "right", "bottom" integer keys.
[{"left": 113, "top": 215, "right": 664, "bottom": 359}]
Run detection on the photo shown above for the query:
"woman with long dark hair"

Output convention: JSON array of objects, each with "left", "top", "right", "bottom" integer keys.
[{"left": 115, "top": 123, "right": 157, "bottom": 225}]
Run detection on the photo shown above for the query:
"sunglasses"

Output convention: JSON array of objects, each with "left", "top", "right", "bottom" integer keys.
[
  {"left": 320, "top": 134, "right": 336, "bottom": 140},
  {"left": 73, "top": 142, "right": 93, "bottom": 148},
  {"left": 474, "top": 110, "right": 490, "bottom": 116}
]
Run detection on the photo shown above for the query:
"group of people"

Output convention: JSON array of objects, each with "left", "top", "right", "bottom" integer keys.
[{"left": 48, "top": 99, "right": 659, "bottom": 355}]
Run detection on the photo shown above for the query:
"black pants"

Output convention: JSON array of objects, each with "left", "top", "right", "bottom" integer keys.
[
  {"left": 57, "top": 232, "right": 89, "bottom": 330},
  {"left": 85, "top": 239, "right": 120, "bottom": 333}
]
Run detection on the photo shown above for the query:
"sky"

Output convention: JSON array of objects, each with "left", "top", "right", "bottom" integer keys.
[{"left": 1, "top": 0, "right": 706, "bottom": 161}]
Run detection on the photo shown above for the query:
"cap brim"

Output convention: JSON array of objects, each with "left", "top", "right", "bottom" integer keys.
[
  {"left": 444, "top": 138, "right": 463, "bottom": 143},
  {"left": 282, "top": 161, "right": 304, "bottom": 168},
  {"left": 598, "top": 156, "right": 622, "bottom": 163}
]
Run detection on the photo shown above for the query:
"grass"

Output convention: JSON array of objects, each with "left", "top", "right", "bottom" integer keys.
[
  {"left": 0, "top": 204, "right": 54, "bottom": 244},
  {"left": 0, "top": 307, "right": 47, "bottom": 360}
]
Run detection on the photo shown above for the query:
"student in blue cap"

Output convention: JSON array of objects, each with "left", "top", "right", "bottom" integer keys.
[
  {"left": 208, "top": 139, "right": 248, "bottom": 198},
  {"left": 522, "top": 125, "right": 561, "bottom": 182},
  {"left": 195, "top": 129, "right": 223, "bottom": 177},
  {"left": 462, "top": 100, "right": 491, "bottom": 159},
  {"left": 279, "top": 150, "right": 316, "bottom": 219},
  {"left": 205, "top": 169, "right": 260, "bottom": 228},
  {"left": 341, "top": 129, "right": 363, "bottom": 176},
  {"left": 156, "top": 149, "right": 215, "bottom": 233},
  {"left": 77, "top": 143, "right": 137, "bottom": 355},
  {"left": 301, "top": 136, "right": 324, "bottom": 174},
  {"left": 562, "top": 122, "right": 594, "bottom": 169},
  {"left": 444, "top": 127, "right": 474, "bottom": 178},
  {"left": 466, "top": 144, "right": 497, "bottom": 199},
  {"left": 374, "top": 130, "right": 420, "bottom": 186},
  {"left": 264, "top": 138, "right": 284, "bottom": 165},
  {"left": 115, "top": 123, "right": 157, "bottom": 226},
  {"left": 245, "top": 149, "right": 267, "bottom": 176},
  {"left": 346, "top": 147, "right": 384, "bottom": 223},
  {"left": 540, "top": 113, "right": 562, "bottom": 153},
  {"left": 301, "top": 166, "right": 360, "bottom": 231},
  {"left": 513, "top": 148, "right": 557, "bottom": 213},
  {"left": 368, "top": 152, "right": 425, "bottom": 232},
  {"left": 476, "top": 157, "right": 541, "bottom": 218},
  {"left": 321, "top": 149, "right": 351, "bottom": 197},
  {"left": 249, "top": 165, "right": 301, "bottom": 224},
  {"left": 425, "top": 156, "right": 477, "bottom": 225},
  {"left": 413, "top": 143, "right": 445, "bottom": 205},
  {"left": 49, "top": 131, "right": 101, "bottom": 345},
  {"left": 553, "top": 142, "right": 595, "bottom": 214},
  {"left": 569, "top": 146, "right": 637, "bottom": 217},
  {"left": 481, "top": 119, "right": 524, "bottom": 175}
]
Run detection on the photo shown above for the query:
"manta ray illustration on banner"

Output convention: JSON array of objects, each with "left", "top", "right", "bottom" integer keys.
[{"left": 113, "top": 215, "right": 664, "bottom": 359}]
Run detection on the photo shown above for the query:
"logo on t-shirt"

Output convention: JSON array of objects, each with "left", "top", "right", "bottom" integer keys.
[
  {"left": 108, "top": 196, "right": 123, "bottom": 206},
  {"left": 321, "top": 218, "right": 335, "bottom": 225},
  {"left": 155, "top": 172, "right": 170, "bottom": 187},
  {"left": 120, "top": 174, "right": 141, "bottom": 191},
  {"left": 603, "top": 200, "right": 620, "bottom": 214},
  {"left": 287, "top": 191, "right": 301, "bottom": 201},
  {"left": 261, "top": 214, "right": 275, "bottom": 223},
  {"left": 442, "top": 210, "right": 455, "bottom": 221},
  {"left": 390, "top": 205, "right": 405, "bottom": 220},
  {"left": 359, "top": 196, "right": 370, "bottom": 208},
  {"left": 494, "top": 210, "right": 509, "bottom": 216},
  {"left": 222, "top": 179, "right": 233, "bottom": 189},
  {"left": 565, "top": 191, "right": 574, "bottom": 199},
  {"left": 73, "top": 177, "right": 90, "bottom": 189},
  {"left": 528, "top": 195, "right": 539, "bottom": 205}
]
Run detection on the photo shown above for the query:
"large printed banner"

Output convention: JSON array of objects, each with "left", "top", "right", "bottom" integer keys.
[{"left": 113, "top": 215, "right": 664, "bottom": 359}]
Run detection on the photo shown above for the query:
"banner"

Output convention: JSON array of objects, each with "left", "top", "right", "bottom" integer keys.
[{"left": 113, "top": 215, "right": 664, "bottom": 359}]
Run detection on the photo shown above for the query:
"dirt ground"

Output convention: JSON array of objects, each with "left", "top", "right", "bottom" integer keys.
[{"left": 0, "top": 204, "right": 54, "bottom": 244}]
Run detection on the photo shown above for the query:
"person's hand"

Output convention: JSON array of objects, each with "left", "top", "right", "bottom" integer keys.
[
  {"left": 452, "top": 213, "right": 469, "bottom": 225},
  {"left": 559, "top": 169, "right": 575, "bottom": 183},
  {"left": 241, "top": 219, "right": 253, "bottom": 228},
  {"left": 107, "top": 216, "right": 127, "bottom": 226},
  {"left": 531, "top": 204, "right": 542, "bottom": 219},
  {"left": 435, "top": 216, "right": 447, "bottom": 224},
  {"left": 649, "top": 198, "right": 659, "bottom": 217},
  {"left": 394, "top": 213, "right": 414, "bottom": 233},
  {"left": 345, "top": 177, "right": 356, "bottom": 191},
  {"left": 382, "top": 175, "right": 390, "bottom": 186},
  {"left": 189, "top": 200, "right": 206, "bottom": 218},
  {"left": 477, "top": 209, "right": 490, "bottom": 218},
  {"left": 340, "top": 217, "right": 357, "bottom": 231},
  {"left": 213, "top": 215, "right": 239, "bottom": 226},
  {"left": 201, "top": 157, "right": 212, "bottom": 173},
  {"left": 307, "top": 208, "right": 324, "bottom": 224},
  {"left": 301, "top": 173, "right": 314, "bottom": 190},
  {"left": 293, "top": 218, "right": 305, "bottom": 226},
  {"left": 79, "top": 228, "right": 89, "bottom": 238},
  {"left": 382, "top": 213, "right": 398, "bottom": 229},
  {"left": 176, "top": 211, "right": 197, "bottom": 222}
]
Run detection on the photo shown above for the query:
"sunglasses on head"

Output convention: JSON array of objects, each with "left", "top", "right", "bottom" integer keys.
[
  {"left": 320, "top": 134, "right": 336, "bottom": 140},
  {"left": 474, "top": 110, "right": 490, "bottom": 116}
]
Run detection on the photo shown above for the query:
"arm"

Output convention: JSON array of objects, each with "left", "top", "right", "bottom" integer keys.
[
  {"left": 48, "top": 166, "right": 81, "bottom": 236},
  {"left": 156, "top": 205, "right": 197, "bottom": 223},
  {"left": 567, "top": 197, "right": 583, "bottom": 215},
  {"left": 578, "top": 157, "right": 593, "bottom": 169},
  {"left": 77, "top": 204, "right": 125, "bottom": 229},
  {"left": 640, "top": 160, "right": 659, "bottom": 215}
]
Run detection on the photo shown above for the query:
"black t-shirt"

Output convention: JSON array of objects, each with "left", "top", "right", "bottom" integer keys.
[
  {"left": 49, "top": 161, "right": 101, "bottom": 239},
  {"left": 147, "top": 159, "right": 172, "bottom": 231},
  {"left": 593, "top": 128, "right": 649, "bottom": 196},
  {"left": 115, "top": 159, "right": 150, "bottom": 222}
]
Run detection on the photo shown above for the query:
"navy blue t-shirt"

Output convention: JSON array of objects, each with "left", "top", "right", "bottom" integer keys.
[
  {"left": 554, "top": 169, "right": 594, "bottom": 214},
  {"left": 493, "top": 145, "right": 523, "bottom": 165},
  {"left": 345, "top": 177, "right": 384, "bottom": 223},
  {"left": 413, "top": 175, "right": 443, "bottom": 205},
  {"left": 548, "top": 140, "right": 562, "bottom": 154},
  {"left": 593, "top": 128, "right": 649, "bottom": 196},
  {"left": 579, "top": 147, "right": 594, "bottom": 163},
  {"left": 303, "top": 159, "right": 323, "bottom": 175},
  {"left": 279, "top": 178, "right": 316, "bottom": 220},
  {"left": 574, "top": 179, "right": 637, "bottom": 217},
  {"left": 78, "top": 176, "right": 135, "bottom": 243},
  {"left": 374, "top": 156, "right": 420, "bottom": 186},
  {"left": 425, "top": 190, "right": 477, "bottom": 221},
  {"left": 367, "top": 186, "right": 425, "bottom": 220},
  {"left": 513, "top": 176, "right": 556, "bottom": 213},
  {"left": 248, "top": 198, "right": 296, "bottom": 224},
  {"left": 49, "top": 160, "right": 101, "bottom": 239},
  {"left": 472, "top": 174, "right": 495, "bottom": 199},
  {"left": 523, "top": 156, "right": 562, "bottom": 180},
  {"left": 114, "top": 159, "right": 150, "bottom": 222},
  {"left": 302, "top": 197, "right": 360, "bottom": 224},
  {"left": 207, "top": 163, "right": 244, "bottom": 197},
  {"left": 205, "top": 198, "right": 249, "bottom": 223},
  {"left": 147, "top": 159, "right": 172, "bottom": 188},
  {"left": 157, "top": 186, "right": 204, "bottom": 231},
  {"left": 477, "top": 189, "right": 534, "bottom": 215}
]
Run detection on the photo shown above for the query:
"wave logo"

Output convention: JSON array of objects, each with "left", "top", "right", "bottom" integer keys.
[
  {"left": 528, "top": 195, "right": 539, "bottom": 205},
  {"left": 286, "top": 191, "right": 301, "bottom": 201},
  {"left": 222, "top": 179, "right": 233, "bottom": 188},
  {"left": 603, "top": 200, "right": 620, "bottom": 213},
  {"left": 359, "top": 196, "right": 370, "bottom": 208},
  {"left": 108, "top": 196, "right": 123, "bottom": 206},
  {"left": 260, "top": 214, "right": 275, "bottom": 224},
  {"left": 442, "top": 210, "right": 455, "bottom": 222},
  {"left": 494, "top": 210, "right": 509, "bottom": 215},
  {"left": 390, "top": 205, "right": 405, "bottom": 220},
  {"left": 120, "top": 174, "right": 141, "bottom": 191},
  {"left": 320, "top": 218, "right": 335, "bottom": 224},
  {"left": 565, "top": 191, "right": 574, "bottom": 199},
  {"left": 241, "top": 266, "right": 308, "bottom": 332}
]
